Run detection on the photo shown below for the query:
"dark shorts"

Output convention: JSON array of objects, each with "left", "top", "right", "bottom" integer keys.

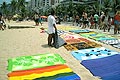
[
  {"left": 94, "top": 21, "right": 98, "bottom": 23},
  {"left": 76, "top": 19, "right": 79, "bottom": 23},
  {"left": 83, "top": 21, "right": 89, "bottom": 24},
  {"left": 114, "top": 20, "right": 120, "bottom": 25},
  {"left": 35, "top": 18, "right": 39, "bottom": 22},
  {"left": 118, "top": 27, "right": 120, "bottom": 31}
]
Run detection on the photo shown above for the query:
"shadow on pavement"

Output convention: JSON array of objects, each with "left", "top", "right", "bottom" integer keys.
[
  {"left": 8, "top": 26, "right": 35, "bottom": 29},
  {"left": 41, "top": 44, "right": 50, "bottom": 48}
]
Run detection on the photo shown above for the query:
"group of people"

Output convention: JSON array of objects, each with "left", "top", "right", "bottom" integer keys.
[
  {"left": 74, "top": 11, "right": 120, "bottom": 34},
  {"left": 0, "top": 9, "right": 120, "bottom": 48},
  {"left": 47, "top": 10, "right": 120, "bottom": 47}
]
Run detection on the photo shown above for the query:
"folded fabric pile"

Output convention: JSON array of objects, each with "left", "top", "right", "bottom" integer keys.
[{"left": 7, "top": 53, "right": 81, "bottom": 80}]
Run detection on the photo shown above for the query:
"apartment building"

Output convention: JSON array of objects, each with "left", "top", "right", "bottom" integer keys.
[
  {"left": 27, "top": 0, "right": 97, "bottom": 13},
  {"left": 28, "top": 0, "right": 62, "bottom": 12}
]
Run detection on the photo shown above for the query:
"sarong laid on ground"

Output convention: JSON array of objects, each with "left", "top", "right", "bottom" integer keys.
[
  {"left": 80, "top": 32, "right": 98, "bottom": 38},
  {"left": 65, "top": 38, "right": 90, "bottom": 44},
  {"left": 57, "top": 26, "right": 78, "bottom": 31},
  {"left": 81, "top": 33, "right": 106, "bottom": 39},
  {"left": 88, "top": 34, "right": 106, "bottom": 39},
  {"left": 100, "top": 39, "right": 120, "bottom": 45},
  {"left": 34, "top": 72, "right": 80, "bottom": 80},
  {"left": 64, "top": 42, "right": 94, "bottom": 51},
  {"left": 57, "top": 30, "right": 66, "bottom": 35},
  {"left": 112, "top": 44, "right": 120, "bottom": 49},
  {"left": 7, "top": 53, "right": 66, "bottom": 71},
  {"left": 60, "top": 33, "right": 91, "bottom": 44},
  {"left": 71, "top": 47, "right": 119, "bottom": 60},
  {"left": 85, "top": 41, "right": 102, "bottom": 48},
  {"left": 81, "top": 54, "right": 120, "bottom": 80},
  {"left": 64, "top": 41, "right": 101, "bottom": 51},
  {"left": 91, "top": 36, "right": 116, "bottom": 41},
  {"left": 8, "top": 64, "right": 81, "bottom": 80},
  {"left": 69, "top": 29, "right": 91, "bottom": 34},
  {"left": 60, "top": 33, "right": 81, "bottom": 40}
]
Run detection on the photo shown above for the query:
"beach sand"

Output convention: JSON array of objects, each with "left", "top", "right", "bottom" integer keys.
[{"left": 0, "top": 21, "right": 119, "bottom": 80}]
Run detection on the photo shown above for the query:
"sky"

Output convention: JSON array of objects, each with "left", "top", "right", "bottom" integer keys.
[{"left": 0, "top": 0, "right": 30, "bottom": 4}]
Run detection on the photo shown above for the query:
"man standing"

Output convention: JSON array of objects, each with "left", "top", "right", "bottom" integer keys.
[{"left": 47, "top": 9, "right": 57, "bottom": 47}]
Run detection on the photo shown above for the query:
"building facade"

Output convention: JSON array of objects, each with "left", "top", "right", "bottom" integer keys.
[{"left": 27, "top": 0, "right": 62, "bottom": 13}]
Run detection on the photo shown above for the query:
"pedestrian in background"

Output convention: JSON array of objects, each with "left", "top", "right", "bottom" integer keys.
[
  {"left": 82, "top": 11, "right": 89, "bottom": 28},
  {"left": 94, "top": 13, "right": 99, "bottom": 29},
  {"left": 0, "top": 12, "right": 6, "bottom": 30},
  {"left": 89, "top": 14, "right": 94, "bottom": 29},
  {"left": 34, "top": 12, "right": 39, "bottom": 26},
  {"left": 99, "top": 12, "right": 105, "bottom": 30},
  {"left": 107, "top": 16, "right": 112, "bottom": 32},
  {"left": 39, "top": 16, "right": 42, "bottom": 26},
  {"left": 114, "top": 11, "right": 120, "bottom": 34}
]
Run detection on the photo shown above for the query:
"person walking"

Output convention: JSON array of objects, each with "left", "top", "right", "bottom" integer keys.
[
  {"left": 89, "top": 14, "right": 94, "bottom": 29},
  {"left": 34, "top": 12, "right": 39, "bottom": 26},
  {"left": 75, "top": 15, "right": 79, "bottom": 26},
  {"left": 114, "top": 11, "right": 120, "bottom": 34},
  {"left": 99, "top": 12, "right": 105, "bottom": 30},
  {"left": 94, "top": 13, "right": 99, "bottom": 29},
  {"left": 82, "top": 11, "right": 89, "bottom": 28},
  {"left": 47, "top": 9, "right": 57, "bottom": 47},
  {"left": 107, "top": 16, "right": 112, "bottom": 32}
]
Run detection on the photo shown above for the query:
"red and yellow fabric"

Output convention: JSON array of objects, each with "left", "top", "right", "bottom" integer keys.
[{"left": 8, "top": 64, "right": 73, "bottom": 80}]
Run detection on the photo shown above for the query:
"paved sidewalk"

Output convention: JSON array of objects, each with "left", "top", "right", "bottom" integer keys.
[{"left": 0, "top": 21, "right": 119, "bottom": 80}]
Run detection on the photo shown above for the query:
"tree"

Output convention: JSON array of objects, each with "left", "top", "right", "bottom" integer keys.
[
  {"left": 0, "top": 2, "right": 8, "bottom": 16},
  {"left": 10, "top": 0, "right": 17, "bottom": 15},
  {"left": 113, "top": 0, "right": 120, "bottom": 12}
]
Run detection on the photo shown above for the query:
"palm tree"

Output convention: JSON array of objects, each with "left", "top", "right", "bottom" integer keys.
[
  {"left": 10, "top": 0, "right": 17, "bottom": 15},
  {"left": 0, "top": 2, "right": 8, "bottom": 16},
  {"left": 17, "top": 0, "right": 26, "bottom": 12},
  {"left": 15, "top": 0, "right": 28, "bottom": 18},
  {"left": 102, "top": 0, "right": 113, "bottom": 15},
  {"left": 113, "top": 0, "right": 120, "bottom": 12}
]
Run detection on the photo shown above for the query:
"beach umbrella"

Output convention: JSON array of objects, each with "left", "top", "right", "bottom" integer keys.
[{"left": 41, "top": 16, "right": 47, "bottom": 18}]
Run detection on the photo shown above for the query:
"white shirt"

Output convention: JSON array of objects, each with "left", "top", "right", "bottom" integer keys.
[{"left": 47, "top": 15, "right": 56, "bottom": 34}]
